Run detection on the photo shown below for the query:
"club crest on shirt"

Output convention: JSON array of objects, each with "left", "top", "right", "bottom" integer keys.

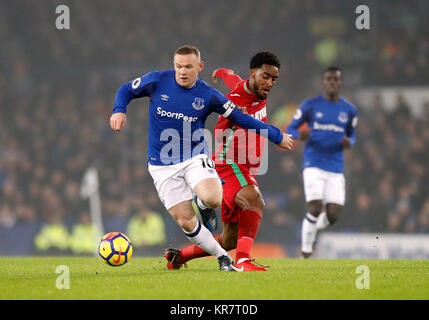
[
  {"left": 192, "top": 97, "right": 205, "bottom": 110},
  {"left": 338, "top": 111, "right": 348, "bottom": 123}
]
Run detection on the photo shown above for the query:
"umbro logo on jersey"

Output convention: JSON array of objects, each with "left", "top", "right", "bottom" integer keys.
[
  {"left": 316, "top": 112, "right": 323, "bottom": 118},
  {"left": 161, "top": 94, "right": 169, "bottom": 101},
  {"left": 230, "top": 94, "right": 240, "bottom": 97},
  {"left": 252, "top": 102, "right": 260, "bottom": 106}
]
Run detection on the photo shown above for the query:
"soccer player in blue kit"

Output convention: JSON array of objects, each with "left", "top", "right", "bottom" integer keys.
[
  {"left": 110, "top": 45, "right": 292, "bottom": 270},
  {"left": 287, "top": 66, "right": 358, "bottom": 258}
]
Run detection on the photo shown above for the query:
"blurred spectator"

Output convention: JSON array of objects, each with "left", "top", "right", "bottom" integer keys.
[
  {"left": 69, "top": 213, "right": 98, "bottom": 255},
  {"left": 34, "top": 215, "right": 70, "bottom": 254},
  {"left": 127, "top": 209, "right": 166, "bottom": 247}
]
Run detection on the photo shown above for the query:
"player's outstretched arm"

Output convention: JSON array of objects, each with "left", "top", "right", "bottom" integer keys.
[
  {"left": 212, "top": 68, "right": 243, "bottom": 90},
  {"left": 226, "top": 107, "right": 292, "bottom": 150},
  {"left": 286, "top": 102, "right": 310, "bottom": 140},
  {"left": 110, "top": 71, "right": 160, "bottom": 131}
]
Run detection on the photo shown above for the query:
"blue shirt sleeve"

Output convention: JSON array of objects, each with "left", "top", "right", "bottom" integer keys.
[
  {"left": 346, "top": 107, "right": 358, "bottom": 147},
  {"left": 208, "top": 90, "right": 283, "bottom": 144},
  {"left": 286, "top": 101, "right": 311, "bottom": 139},
  {"left": 113, "top": 71, "right": 161, "bottom": 113}
]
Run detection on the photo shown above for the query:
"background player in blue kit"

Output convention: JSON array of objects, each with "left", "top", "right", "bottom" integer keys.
[
  {"left": 110, "top": 45, "right": 292, "bottom": 270},
  {"left": 286, "top": 66, "right": 358, "bottom": 258}
]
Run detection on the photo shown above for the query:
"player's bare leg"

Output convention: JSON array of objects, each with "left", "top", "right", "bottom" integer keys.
[
  {"left": 165, "top": 199, "right": 234, "bottom": 271},
  {"left": 325, "top": 203, "right": 342, "bottom": 225},
  {"left": 177, "top": 184, "right": 267, "bottom": 271},
  {"left": 168, "top": 200, "right": 199, "bottom": 233},
  {"left": 194, "top": 178, "right": 223, "bottom": 209},
  {"left": 301, "top": 199, "right": 323, "bottom": 258},
  {"left": 316, "top": 203, "right": 342, "bottom": 230},
  {"left": 218, "top": 222, "right": 238, "bottom": 251}
]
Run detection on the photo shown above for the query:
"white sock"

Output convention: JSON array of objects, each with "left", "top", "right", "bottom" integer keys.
[
  {"left": 196, "top": 197, "right": 209, "bottom": 210},
  {"left": 301, "top": 213, "right": 318, "bottom": 253},
  {"left": 316, "top": 212, "right": 330, "bottom": 231},
  {"left": 183, "top": 221, "right": 227, "bottom": 258}
]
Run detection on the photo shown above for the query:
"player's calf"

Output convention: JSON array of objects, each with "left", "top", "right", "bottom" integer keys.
[
  {"left": 219, "top": 223, "right": 238, "bottom": 251},
  {"left": 326, "top": 203, "right": 342, "bottom": 225}
]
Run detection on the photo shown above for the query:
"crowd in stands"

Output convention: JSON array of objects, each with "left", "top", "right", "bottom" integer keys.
[{"left": 0, "top": 0, "right": 428, "bottom": 255}]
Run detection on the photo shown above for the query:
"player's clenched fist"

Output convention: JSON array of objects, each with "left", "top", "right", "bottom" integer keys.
[
  {"left": 278, "top": 133, "right": 293, "bottom": 150},
  {"left": 110, "top": 112, "right": 127, "bottom": 131}
]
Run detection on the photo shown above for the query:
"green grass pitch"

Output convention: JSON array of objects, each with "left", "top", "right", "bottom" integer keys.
[{"left": 0, "top": 257, "right": 427, "bottom": 300}]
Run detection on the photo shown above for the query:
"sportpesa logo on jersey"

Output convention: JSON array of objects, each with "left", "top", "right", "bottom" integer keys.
[
  {"left": 156, "top": 107, "right": 198, "bottom": 122},
  {"left": 313, "top": 122, "right": 345, "bottom": 132}
]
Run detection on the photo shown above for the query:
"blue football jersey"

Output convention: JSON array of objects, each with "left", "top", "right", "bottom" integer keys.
[
  {"left": 113, "top": 70, "right": 283, "bottom": 166},
  {"left": 286, "top": 95, "right": 358, "bottom": 173}
]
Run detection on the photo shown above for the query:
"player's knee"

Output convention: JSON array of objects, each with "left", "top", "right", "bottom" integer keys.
[
  {"left": 200, "top": 194, "right": 222, "bottom": 209},
  {"left": 244, "top": 198, "right": 265, "bottom": 214},
  {"left": 254, "top": 197, "right": 265, "bottom": 212},
  {"left": 307, "top": 200, "right": 323, "bottom": 217},
  {"left": 235, "top": 186, "right": 265, "bottom": 212}
]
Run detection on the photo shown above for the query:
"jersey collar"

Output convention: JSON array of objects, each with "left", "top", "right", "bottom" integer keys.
[
  {"left": 243, "top": 80, "right": 266, "bottom": 102},
  {"left": 243, "top": 80, "right": 253, "bottom": 95}
]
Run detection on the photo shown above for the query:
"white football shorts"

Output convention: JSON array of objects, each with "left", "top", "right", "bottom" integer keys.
[
  {"left": 302, "top": 167, "right": 346, "bottom": 205},
  {"left": 148, "top": 154, "right": 219, "bottom": 210}
]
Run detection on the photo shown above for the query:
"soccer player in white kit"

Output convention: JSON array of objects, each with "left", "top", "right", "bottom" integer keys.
[
  {"left": 286, "top": 67, "right": 358, "bottom": 258},
  {"left": 110, "top": 45, "right": 292, "bottom": 269}
]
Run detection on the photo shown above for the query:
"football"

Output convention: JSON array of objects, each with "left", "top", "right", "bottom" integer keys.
[{"left": 98, "top": 232, "right": 133, "bottom": 267}]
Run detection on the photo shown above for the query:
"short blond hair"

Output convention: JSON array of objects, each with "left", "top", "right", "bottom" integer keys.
[{"left": 174, "top": 45, "right": 201, "bottom": 61}]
